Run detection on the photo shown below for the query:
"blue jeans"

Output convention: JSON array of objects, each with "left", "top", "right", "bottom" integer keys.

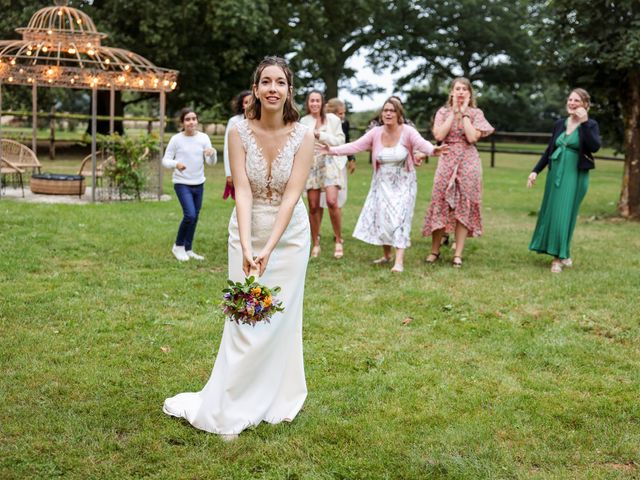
[{"left": 174, "top": 183, "right": 204, "bottom": 251}]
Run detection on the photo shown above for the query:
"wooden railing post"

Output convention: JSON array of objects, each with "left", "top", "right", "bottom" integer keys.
[
  {"left": 49, "top": 106, "right": 55, "bottom": 160},
  {"left": 490, "top": 135, "right": 496, "bottom": 168}
]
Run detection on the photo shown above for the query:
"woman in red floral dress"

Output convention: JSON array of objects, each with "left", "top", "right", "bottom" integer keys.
[{"left": 422, "top": 77, "right": 494, "bottom": 267}]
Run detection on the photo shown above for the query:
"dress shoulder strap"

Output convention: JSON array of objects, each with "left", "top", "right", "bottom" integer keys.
[
  {"left": 234, "top": 119, "right": 252, "bottom": 152},
  {"left": 290, "top": 122, "right": 308, "bottom": 154}
]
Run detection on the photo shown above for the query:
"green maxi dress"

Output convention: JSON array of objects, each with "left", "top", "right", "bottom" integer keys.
[{"left": 529, "top": 124, "right": 589, "bottom": 259}]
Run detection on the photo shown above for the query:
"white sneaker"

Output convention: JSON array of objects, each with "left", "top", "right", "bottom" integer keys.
[
  {"left": 186, "top": 250, "right": 205, "bottom": 261},
  {"left": 172, "top": 244, "right": 189, "bottom": 261},
  {"left": 560, "top": 258, "right": 573, "bottom": 268}
]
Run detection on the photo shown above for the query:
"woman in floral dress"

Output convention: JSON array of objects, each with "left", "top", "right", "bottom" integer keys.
[
  {"left": 422, "top": 77, "right": 494, "bottom": 267},
  {"left": 322, "top": 97, "right": 446, "bottom": 272}
]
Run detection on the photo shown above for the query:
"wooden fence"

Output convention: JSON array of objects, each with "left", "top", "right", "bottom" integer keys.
[
  {"left": 477, "top": 131, "right": 623, "bottom": 167},
  {"left": 1, "top": 110, "right": 626, "bottom": 165}
]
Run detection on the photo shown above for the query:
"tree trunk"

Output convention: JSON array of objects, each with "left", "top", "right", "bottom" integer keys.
[
  {"left": 86, "top": 90, "right": 124, "bottom": 136},
  {"left": 618, "top": 70, "right": 640, "bottom": 219},
  {"left": 323, "top": 69, "right": 340, "bottom": 101}
]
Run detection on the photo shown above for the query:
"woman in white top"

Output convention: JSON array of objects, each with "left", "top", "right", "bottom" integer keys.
[
  {"left": 162, "top": 108, "right": 217, "bottom": 261},
  {"left": 222, "top": 91, "right": 252, "bottom": 199},
  {"left": 300, "top": 91, "right": 346, "bottom": 259}
]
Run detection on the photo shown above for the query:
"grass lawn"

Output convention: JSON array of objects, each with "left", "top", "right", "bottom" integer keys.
[{"left": 1, "top": 151, "right": 638, "bottom": 479}]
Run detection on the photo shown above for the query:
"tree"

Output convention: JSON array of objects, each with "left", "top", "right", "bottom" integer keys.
[
  {"left": 538, "top": 0, "right": 640, "bottom": 219},
  {"left": 369, "top": 0, "right": 539, "bottom": 129},
  {"left": 281, "top": 0, "right": 385, "bottom": 100},
  {"left": 372, "top": 1, "right": 536, "bottom": 86},
  {"left": 87, "top": 0, "right": 291, "bottom": 118}
]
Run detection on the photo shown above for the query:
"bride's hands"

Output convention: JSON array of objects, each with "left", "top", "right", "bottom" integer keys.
[
  {"left": 242, "top": 250, "right": 259, "bottom": 277},
  {"left": 254, "top": 249, "right": 272, "bottom": 277}
]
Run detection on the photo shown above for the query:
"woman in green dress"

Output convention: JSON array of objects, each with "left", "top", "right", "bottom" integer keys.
[{"left": 527, "top": 88, "right": 600, "bottom": 273}]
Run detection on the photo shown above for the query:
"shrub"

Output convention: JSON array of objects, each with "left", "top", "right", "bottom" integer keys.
[{"left": 99, "top": 133, "right": 159, "bottom": 199}]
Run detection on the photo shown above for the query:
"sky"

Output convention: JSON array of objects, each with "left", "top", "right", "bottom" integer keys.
[{"left": 337, "top": 51, "right": 418, "bottom": 113}]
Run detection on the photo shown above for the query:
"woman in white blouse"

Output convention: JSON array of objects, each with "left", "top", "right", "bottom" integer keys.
[
  {"left": 222, "top": 91, "right": 251, "bottom": 199},
  {"left": 300, "top": 91, "right": 346, "bottom": 258}
]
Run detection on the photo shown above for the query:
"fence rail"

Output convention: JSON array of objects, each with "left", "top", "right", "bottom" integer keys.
[
  {"left": 478, "top": 132, "right": 623, "bottom": 167},
  {"left": 1, "top": 110, "right": 626, "bottom": 165}
]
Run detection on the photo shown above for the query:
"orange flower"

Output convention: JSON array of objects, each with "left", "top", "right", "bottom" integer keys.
[
  {"left": 262, "top": 295, "right": 272, "bottom": 307},
  {"left": 251, "top": 287, "right": 262, "bottom": 296}
]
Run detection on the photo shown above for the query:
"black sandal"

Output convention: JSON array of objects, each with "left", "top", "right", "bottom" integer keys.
[
  {"left": 425, "top": 252, "right": 440, "bottom": 264},
  {"left": 452, "top": 256, "right": 463, "bottom": 268}
]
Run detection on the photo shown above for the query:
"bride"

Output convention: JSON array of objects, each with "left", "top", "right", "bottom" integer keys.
[{"left": 163, "top": 56, "right": 314, "bottom": 439}]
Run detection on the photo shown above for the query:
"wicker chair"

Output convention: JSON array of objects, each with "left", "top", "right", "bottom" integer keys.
[
  {"left": 0, "top": 158, "right": 25, "bottom": 197},
  {"left": 0, "top": 139, "right": 41, "bottom": 174},
  {"left": 78, "top": 151, "right": 115, "bottom": 187}
]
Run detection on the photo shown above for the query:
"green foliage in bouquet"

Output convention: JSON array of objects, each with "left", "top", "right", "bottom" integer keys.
[{"left": 221, "top": 276, "right": 284, "bottom": 326}]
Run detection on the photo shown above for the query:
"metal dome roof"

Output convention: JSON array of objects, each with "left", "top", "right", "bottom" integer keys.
[{"left": 0, "top": 1, "right": 178, "bottom": 92}]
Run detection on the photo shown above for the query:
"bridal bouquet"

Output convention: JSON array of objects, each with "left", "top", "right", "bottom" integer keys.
[{"left": 221, "top": 276, "right": 284, "bottom": 326}]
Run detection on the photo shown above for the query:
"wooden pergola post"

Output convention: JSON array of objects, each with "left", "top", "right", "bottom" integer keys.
[
  {"left": 158, "top": 88, "right": 166, "bottom": 200},
  {"left": 91, "top": 86, "right": 97, "bottom": 202},
  {"left": 109, "top": 83, "right": 115, "bottom": 135},
  {"left": 31, "top": 82, "right": 37, "bottom": 155}
]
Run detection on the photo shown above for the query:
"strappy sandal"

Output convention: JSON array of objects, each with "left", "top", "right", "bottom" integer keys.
[
  {"left": 372, "top": 256, "right": 392, "bottom": 265},
  {"left": 452, "top": 256, "right": 463, "bottom": 268},
  {"left": 311, "top": 245, "right": 321, "bottom": 258},
  {"left": 334, "top": 240, "right": 344, "bottom": 259},
  {"left": 425, "top": 252, "right": 440, "bottom": 264}
]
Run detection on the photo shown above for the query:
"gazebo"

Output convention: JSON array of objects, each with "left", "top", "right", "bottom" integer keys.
[{"left": 0, "top": 0, "right": 179, "bottom": 201}]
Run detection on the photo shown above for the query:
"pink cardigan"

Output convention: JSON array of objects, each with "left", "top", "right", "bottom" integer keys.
[{"left": 327, "top": 124, "right": 435, "bottom": 171}]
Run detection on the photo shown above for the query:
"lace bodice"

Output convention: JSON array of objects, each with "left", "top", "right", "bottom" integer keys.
[{"left": 235, "top": 119, "right": 308, "bottom": 205}]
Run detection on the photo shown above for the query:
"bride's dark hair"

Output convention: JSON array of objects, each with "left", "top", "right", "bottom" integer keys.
[{"left": 246, "top": 56, "right": 299, "bottom": 124}]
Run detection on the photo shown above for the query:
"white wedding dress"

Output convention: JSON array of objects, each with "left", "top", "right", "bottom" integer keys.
[{"left": 163, "top": 119, "right": 310, "bottom": 435}]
